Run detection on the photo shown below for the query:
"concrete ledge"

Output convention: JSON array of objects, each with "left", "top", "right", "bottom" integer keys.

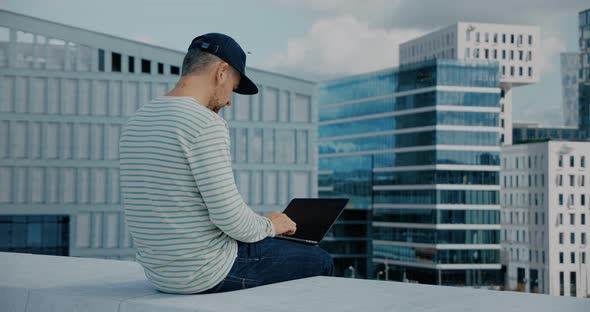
[{"left": 1, "top": 252, "right": 588, "bottom": 312}]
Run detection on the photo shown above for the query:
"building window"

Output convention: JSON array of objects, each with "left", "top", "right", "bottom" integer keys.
[
  {"left": 528, "top": 35, "right": 533, "bottom": 45},
  {"left": 0, "top": 215, "right": 70, "bottom": 256},
  {"left": 493, "top": 49, "right": 497, "bottom": 59},
  {"left": 559, "top": 252, "right": 564, "bottom": 263},
  {"left": 98, "top": 49, "right": 105, "bottom": 72},
  {"left": 493, "top": 33, "right": 498, "bottom": 43},
  {"left": 475, "top": 32, "right": 480, "bottom": 42},
  {"left": 570, "top": 213, "right": 575, "bottom": 225},
  {"left": 158, "top": 62, "right": 164, "bottom": 75},
  {"left": 527, "top": 51, "right": 532, "bottom": 61},
  {"left": 519, "top": 50, "right": 523, "bottom": 60},
  {"left": 541, "top": 174, "right": 544, "bottom": 186},
  {"left": 510, "top": 34, "right": 514, "bottom": 44},
  {"left": 581, "top": 194, "right": 586, "bottom": 206},
  {"left": 558, "top": 174, "right": 563, "bottom": 186},
  {"left": 502, "top": 66, "right": 506, "bottom": 76},
  {"left": 128, "top": 56, "right": 135, "bottom": 73},
  {"left": 518, "top": 34, "right": 523, "bottom": 45},
  {"left": 559, "top": 193, "right": 563, "bottom": 205},
  {"left": 465, "top": 47, "right": 470, "bottom": 58},
  {"left": 559, "top": 213, "right": 563, "bottom": 225},
  {"left": 559, "top": 272, "right": 564, "bottom": 296},
  {"left": 510, "top": 66, "right": 514, "bottom": 76},
  {"left": 569, "top": 175, "right": 575, "bottom": 187},
  {"left": 502, "top": 50, "right": 506, "bottom": 59},
  {"left": 528, "top": 67, "right": 532, "bottom": 77},
  {"left": 170, "top": 65, "right": 180, "bottom": 75},
  {"left": 571, "top": 272, "right": 576, "bottom": 297},
  {"left": 474, "top": 48, "right": 480, "bottom": 58},
  {"left": 466, "top": 30, "right": 471, "bottom": 42},
  {"left": 581, "top": 175, "right": 586, "bottom": 187},
  {"left": 581, "top": 156, "right": 586, "bottom": 168},
  {"left": 559, "top": 232, "right": 564, "bottom": 244},
  {"left": 485, "top": 32, "right": 489, "bottom": 43},
  {"left": 510, "top": 50, "right": 514, "bottom": 60},
  {"left": 571, "top": 252, "right": 575, "bottom": 264},
  {"left": 582, "top": 233, "right": 587, "bottom": 245},
  {"left": 484, "top": 49, "right": 489, "bottom": 59},
  {"left": 559, "top": 155, "right": 563, "bottom": 167},
  {"left": 583, "top": 252, "right": 586, "bottom": 264},
  {"left": 571, "top": 232, "right": 576, "bottom": 244},
  {"left": 502, "top": 33, "right": 506, "bottom": 43},
  {"left": 111, "top": 52, "right": 121, "bottom": 72},
  {"left": 569, "top": 194, "right": 574, "bottom": 206},
  {"left": 570, "top": 156, "right": 575, "bottom": 167},
  {"left": 519, "top": 66, "right": 523, "bottom": 76},
  {"left": 582, "top": 214, "right": 586, "bottom": 225},
  {"left": 141, "top": 59, "right": 151, "bottom": 74}
]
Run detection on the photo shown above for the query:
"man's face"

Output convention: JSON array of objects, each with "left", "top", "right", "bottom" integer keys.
[{"left": 210, "top": 63, "right": 240, "bottom": 114}]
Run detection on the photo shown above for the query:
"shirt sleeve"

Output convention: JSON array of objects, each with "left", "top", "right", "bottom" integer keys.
[{"left": 185, "top": 118, "right": 275, "bottom": 242}]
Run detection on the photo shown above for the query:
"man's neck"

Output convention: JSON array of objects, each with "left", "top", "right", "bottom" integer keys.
[{"left": 165, "top": 76, "right": 211, "bottom": 110}]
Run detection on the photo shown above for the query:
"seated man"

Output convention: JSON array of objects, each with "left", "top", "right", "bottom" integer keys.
[{"left": 119, "top": 32, "right": 333, "bottom": 294}]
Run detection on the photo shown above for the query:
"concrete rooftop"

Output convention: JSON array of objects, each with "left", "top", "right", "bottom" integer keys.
[{"left": 1, "top": 252, "right": 589, "bottom": 312}]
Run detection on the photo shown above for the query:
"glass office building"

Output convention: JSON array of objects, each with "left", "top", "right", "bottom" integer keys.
[
  {"left": 512, "top": 123, "right": 587, "bottom": 144},
  {"left": 579, "top": 9, "right": 590, "bottom": 137},
  {"left": 319, "top": 59, "right": 502, "bottom": 286},
  {"left": 560, "top": 53, "right": 580, "bottom": 127}
]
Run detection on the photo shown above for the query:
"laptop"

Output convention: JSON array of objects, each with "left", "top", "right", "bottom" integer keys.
[{"left": 275, "top": 198, "right": 349, "bottom": 245}]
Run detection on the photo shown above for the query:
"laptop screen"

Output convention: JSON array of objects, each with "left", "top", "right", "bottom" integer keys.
[{"left": 281, "top": 198, "right": 349, "bottom": 242}]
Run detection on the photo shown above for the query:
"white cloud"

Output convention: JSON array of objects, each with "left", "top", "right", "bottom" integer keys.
[
  {"left": 268, "top": 0, "right": 588, "bottom": 29},
  {"left": 262, "top": 16, "right": 424, "bottom": 80},
  {"left": 514, "top": 104, "right": 564, "bottom": 126},
  {"left": 536, "top": 35, "right": 567, "bottom": 75}
]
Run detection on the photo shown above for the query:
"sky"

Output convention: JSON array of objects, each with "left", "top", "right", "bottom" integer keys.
[{"left": 1, "top": 0, "right": 588, "bottom": 126}]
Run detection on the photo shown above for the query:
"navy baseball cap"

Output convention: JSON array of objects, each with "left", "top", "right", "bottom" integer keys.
[{"left": 188, "top": 33, "right": 258, "bottom": 95}]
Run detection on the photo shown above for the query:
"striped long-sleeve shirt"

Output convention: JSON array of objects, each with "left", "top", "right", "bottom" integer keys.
[{"left": 119, "top": 95, "right": 275, "bottom": 294}]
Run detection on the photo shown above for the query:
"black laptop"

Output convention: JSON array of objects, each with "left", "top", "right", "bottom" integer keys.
[{"left": 275, "top": 198, "right": 349, "bottom": 245}]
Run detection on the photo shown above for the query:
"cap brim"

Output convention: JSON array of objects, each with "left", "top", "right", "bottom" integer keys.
[{"left": 234, "top": 74, "right": 258, "bottom": 95}]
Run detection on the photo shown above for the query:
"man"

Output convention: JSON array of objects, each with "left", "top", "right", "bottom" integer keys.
[{"left": 119, "top": 33, "right": 333, "bottom": 294}]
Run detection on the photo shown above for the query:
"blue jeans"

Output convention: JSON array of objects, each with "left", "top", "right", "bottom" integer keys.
[{"left": 201, "top": 238, "right": 334, "bottom": 293}]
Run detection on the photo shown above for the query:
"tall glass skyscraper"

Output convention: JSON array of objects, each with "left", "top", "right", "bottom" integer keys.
[
  {"left": 560, "top": 53, "right": 580, "bottom": 127},
  {"left": 319, "top": 59, "right": 502, "bottom": 286},
  {"left": 579, "top": 9, "right": 590, "bottom": 137}
]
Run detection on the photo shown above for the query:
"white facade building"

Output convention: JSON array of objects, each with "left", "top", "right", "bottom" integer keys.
[
  {"left": 500, "top": 140, "right": 589, "bottom": 298},
  {"left": 0, "top": 10, "right": 317, "bottom": 260},
  {"left": 400, "top": 22, "right": 541, "bottom": 146}
]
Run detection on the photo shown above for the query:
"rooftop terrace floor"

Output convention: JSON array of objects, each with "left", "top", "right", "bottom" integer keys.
[{"left": 1, "top": 252, "right": 588, "bottom": 312}]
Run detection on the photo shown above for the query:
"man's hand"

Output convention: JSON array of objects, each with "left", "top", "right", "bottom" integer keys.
[{"left": 265, "top": 211, "right": 296, "bottom": 236}]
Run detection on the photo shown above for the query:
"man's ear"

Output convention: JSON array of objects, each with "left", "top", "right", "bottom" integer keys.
[{"left": 215, "top": 62, "right": 230, "bottom": 84}]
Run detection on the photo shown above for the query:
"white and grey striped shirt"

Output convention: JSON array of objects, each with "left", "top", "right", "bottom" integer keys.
[{"left": 119, "top": 95, "right": 275, "bottom": 294}]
